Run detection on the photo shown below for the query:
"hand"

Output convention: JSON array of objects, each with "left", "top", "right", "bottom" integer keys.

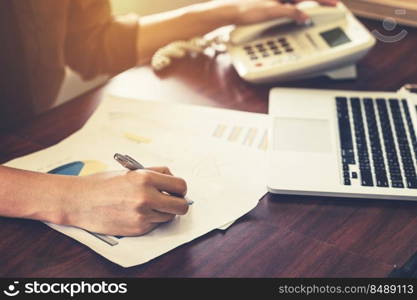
[
  {"left": 225, "top": 0, "right": 339, "bottom": 25},
  {"left": 61, "top": 166, "right": 189, "bottom": 236}
]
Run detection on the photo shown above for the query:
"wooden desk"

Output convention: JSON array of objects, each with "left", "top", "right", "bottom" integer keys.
[{"left": 1, "top": 19, "right": 417, "bottom": 277}]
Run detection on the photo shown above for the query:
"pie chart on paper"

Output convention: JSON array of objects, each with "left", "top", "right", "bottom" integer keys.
[{"left": 48, "top": 160, "right": 107, "bottom": 176}]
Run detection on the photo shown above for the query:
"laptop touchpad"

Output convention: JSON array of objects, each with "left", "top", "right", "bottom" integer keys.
[{"left": 274, "top": 118, "right": 332, "bottom": 153}]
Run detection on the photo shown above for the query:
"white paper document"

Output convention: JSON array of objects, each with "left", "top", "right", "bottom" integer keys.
[{"left": 5, "top": 95, "right": 270, "bottom": 267}]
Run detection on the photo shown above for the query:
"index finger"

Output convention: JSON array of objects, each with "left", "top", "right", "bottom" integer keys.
[{"left": 147, "top": 170, "right": 187, "bottom": 196}]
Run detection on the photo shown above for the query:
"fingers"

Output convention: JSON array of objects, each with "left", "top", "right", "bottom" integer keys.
[
  {"left": 148, "top": 210, "right": 176, "bottom": 223},
  {"left": 275, "top": 0, "right": 339, "bottom": 23},
  {"left": 316, "top": 0, "right": 339, "bottom": 6},
  {"left": 147, "top": 167, "right": 187, "bottom": 196},
  {"left": 146, "top": 170, "right": 187, "bottom": 197},
  {"left": 273, "top": 4, "right": 310, "bottom": 23},
  {"left": 291, "top": 0, "right": 339, "bottom": 6},
  {"left": 151, "top": 191, "right": 189, "bottom": 215},
  {"left": 146, "top": 166, "right": 173, "bottom": 176}
]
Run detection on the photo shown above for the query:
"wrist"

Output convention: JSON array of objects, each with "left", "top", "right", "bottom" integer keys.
[
  {"left": 35, "top": 175, "right": 79, "bottom": 226},
  {"left": 0, "top": 167, "right": 77, "bottom": 225}
]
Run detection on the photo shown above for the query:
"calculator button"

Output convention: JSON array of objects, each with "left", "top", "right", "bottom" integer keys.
[
  {"left": 250, "top": 56, "right": 258, "bottom": 60},
  {"left": 273, "top": 51, "right": 282, "bottom": 55},
  {"left": 277, "top": 38, "right": 287, "bottom": 43},
  {"left": 262, "top": 53, "right": 270, "bottom": 57},
  {"left": 285, "top": 48, "right": 294, "bottom": 52}
]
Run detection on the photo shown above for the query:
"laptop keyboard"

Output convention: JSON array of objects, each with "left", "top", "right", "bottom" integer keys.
[{"left": 336, "top": 97, "right": 417, "bottom": 189}]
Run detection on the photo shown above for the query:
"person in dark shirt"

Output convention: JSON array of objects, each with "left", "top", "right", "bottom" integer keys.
[{"left": 0, "top": 0, "right": 337, "bottom": 236}]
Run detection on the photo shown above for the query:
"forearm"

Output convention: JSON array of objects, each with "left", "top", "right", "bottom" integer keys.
[
  {"left": 136, "top": 1, "right": 237, "bottom": 64},
  {"left": 0, "top": 166, "right": 70, "bottom": 224}
]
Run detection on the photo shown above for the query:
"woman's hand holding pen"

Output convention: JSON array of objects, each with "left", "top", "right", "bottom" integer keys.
[{"left": 60, "top": 166, "right": 189, "bottom": 236}]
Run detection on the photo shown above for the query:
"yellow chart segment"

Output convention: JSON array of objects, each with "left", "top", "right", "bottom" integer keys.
[
  {"left": 124, "top": 132, "right": 152, "bottom": 144},
  {"left": 78, "top": 160, "right": 108, "bottom": 176},
  {"left": 48, "top": 160, "right": 107, "bottom": 177}
]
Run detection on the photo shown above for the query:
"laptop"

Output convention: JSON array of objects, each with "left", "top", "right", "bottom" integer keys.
[{"left": 268, "top": 88, "right": 417, "bottom": 200}]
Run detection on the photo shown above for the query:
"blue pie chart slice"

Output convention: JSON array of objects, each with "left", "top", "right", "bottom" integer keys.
[
  {"left": 48, "top": 161, "right": 107, "bottom": 176},
  {"left": 48, "top": 161, "right": 84, "bottom": 176}
]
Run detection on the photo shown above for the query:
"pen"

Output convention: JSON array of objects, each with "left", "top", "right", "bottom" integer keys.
[{"left": 114, "top": 153, "right": 193, "bottom": 205}]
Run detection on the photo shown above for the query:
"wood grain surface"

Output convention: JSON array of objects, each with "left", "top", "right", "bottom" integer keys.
[{"left": 1, "top": 18, "right": 417, "bottom": 277}]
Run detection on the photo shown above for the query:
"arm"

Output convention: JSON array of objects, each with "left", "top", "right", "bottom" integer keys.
[
  {"left": 0, "top": 166, "right": 70, "bottom": 224},
  {"left": 137, "top": 0, "right": 338, "bottom": 64},
  {"left": 0, "top": 165, "right": 189, "bottom": 236},
  {"left": 20, "top": 0, "right": 337, "bottom": 236},
  {"left": 65, "top": 0, "right": 338, "bottom": 78}
]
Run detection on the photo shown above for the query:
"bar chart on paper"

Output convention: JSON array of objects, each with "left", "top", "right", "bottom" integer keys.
[
  {"left": 212, "top": 123, "right": 269, "bottom": 151},
  {"left": 83, "top": 96, "right": 270, "bottom": 153}
]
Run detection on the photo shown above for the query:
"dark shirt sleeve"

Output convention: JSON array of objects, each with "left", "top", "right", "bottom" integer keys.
[{"left": 65, "top": 0, "right": 139, "bottom": 80}]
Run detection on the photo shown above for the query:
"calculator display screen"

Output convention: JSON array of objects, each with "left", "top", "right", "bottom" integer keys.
[{"left": 320, "top": 27, "right": 351, "bottom": 48}]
